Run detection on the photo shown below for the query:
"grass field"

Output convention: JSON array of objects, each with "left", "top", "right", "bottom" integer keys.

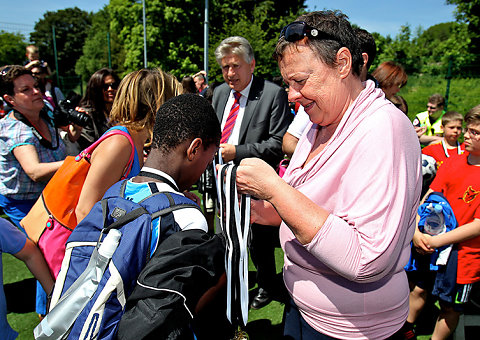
[
  {"left": 400, "top": 75, "right": 480, "bottom": 122},
  {"left": 4, "top": 247, "right": 440, "bottom": 340}
]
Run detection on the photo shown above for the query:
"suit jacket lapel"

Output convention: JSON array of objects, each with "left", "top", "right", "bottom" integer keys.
[
  {"left": 238, "top": 75, "right": 262, "bottom": 142},
  {"left": 216, "top": 84, "right": 231, "bottom": 122}
]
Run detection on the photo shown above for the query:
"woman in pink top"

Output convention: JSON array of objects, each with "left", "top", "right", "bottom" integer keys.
[{"left": 235, "top": 11, "right": 422, "bottom": 339}]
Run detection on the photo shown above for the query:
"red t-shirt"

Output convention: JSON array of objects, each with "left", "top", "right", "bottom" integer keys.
[
  {"left": 430, "top": 153, "right": 480, "bottom": 284},
  {"left": 422, "top": 141, "right": 465, "bottom": 169}
]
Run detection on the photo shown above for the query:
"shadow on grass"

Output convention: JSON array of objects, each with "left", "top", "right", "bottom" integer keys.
[
  {"left": 4, "top": 277, "right": 36, "bottom": 313},
  {"left": 246, "top": 318, "right": 284, "bottom": 339}
]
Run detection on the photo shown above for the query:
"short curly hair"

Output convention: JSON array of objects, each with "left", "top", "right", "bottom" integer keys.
[
  {"left": 152, "top": 94, "right": 220, "bottom": 153},
  {"left": 0, "top": 65, "right": 32, "bottom": 98}
]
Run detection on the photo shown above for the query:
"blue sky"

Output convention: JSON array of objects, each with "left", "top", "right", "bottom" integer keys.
[{"left": 0, "top": 0, "right": 457, "bottom": 38}]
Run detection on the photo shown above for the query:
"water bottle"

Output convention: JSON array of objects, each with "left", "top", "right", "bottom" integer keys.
[{"left": 424, "top": 203, "right": 445, "bottom": 235}]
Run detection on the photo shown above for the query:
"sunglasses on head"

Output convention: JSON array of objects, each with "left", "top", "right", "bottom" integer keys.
[
  {"left": 103, "top": 82, "right": 118, "bottom": 91},
  {"left": 279, "top": 21, "right": 337, "bottom": 43},
  {"left": 0, "top": 66, "right": 12, "bottom": 77}
]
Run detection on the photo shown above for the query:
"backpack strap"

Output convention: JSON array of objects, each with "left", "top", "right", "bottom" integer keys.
[{"left": 101, "top": 198, "right": 148, "bottom": 233}]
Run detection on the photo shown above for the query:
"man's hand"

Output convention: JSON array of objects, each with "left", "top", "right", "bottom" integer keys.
[{"left": 220, "top": 143, "right": 236, "bottom": 162}]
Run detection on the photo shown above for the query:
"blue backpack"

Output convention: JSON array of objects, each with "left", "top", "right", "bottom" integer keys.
[{"left": 38, "top": 179, "right": 200, "bottom": 340}]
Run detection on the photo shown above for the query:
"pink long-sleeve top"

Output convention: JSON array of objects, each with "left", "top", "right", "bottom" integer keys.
[{"left": 281, "top": 80, "right": 422, "bottom": 339}]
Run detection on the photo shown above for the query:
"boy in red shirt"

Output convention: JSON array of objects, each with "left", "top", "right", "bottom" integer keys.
[
  {"left": 422, "top": 111, "right": 465, "bottom": 169},
  {"left": 413, "top": 105, "right": 480, "bottom": 339}
]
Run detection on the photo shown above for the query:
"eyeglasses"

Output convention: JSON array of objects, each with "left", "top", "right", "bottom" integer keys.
[
  {"left": 103, "top": 82, "right": 118, "bottom": 91},
  {"left": 279, "top": 21, "right": 337, "bottom": 43},
  {"left": 465, "top": 127, "right": 480, "bottom": 139},
  {"left": 427, "top": 105, "right": 438, "bottom": 110}
]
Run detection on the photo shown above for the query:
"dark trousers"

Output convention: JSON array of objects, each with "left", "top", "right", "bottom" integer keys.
[{"left": 249, "top": 223, "right": 279, "bottom": 292}]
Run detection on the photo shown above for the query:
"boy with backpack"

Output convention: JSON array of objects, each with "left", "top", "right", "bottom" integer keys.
[
  {"left": 407, "top": 105, "right": 480, "bottom": 339},
  {"left": 37, "top": 94, "right": 227, "bottom": 340}
]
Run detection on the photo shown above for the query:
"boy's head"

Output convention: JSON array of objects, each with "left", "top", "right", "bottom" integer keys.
[
  {"left": 441, "top": 111, "right": 463, "bottom": 145},
  {"left": 464, "top": 105, "right": 480, "bottom": 155},
  {"left": 26, "top": 45, "right": 39, "bottom": 61},
  {"left": 427, "top": 94, "right": 445, "bottom": 116},
  {"left": 151, "top": 94, "right": 221, "bottom": 189}
]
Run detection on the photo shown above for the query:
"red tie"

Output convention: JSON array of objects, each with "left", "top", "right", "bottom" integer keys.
[{"left": 221, "top": 91, "right": 242, "bottom": 144}]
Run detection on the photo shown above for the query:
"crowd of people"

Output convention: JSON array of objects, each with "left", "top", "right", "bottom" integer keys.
[{"left": 0, "top": 9, "right": 479, "bottom": 340}]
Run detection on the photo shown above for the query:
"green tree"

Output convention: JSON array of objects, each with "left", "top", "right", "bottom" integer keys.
[
  {"left": 100, "top": 0, "right": 304, "bottom": 79},
  {"left": 208, "top": 0, "right": 304, "bottom": 82},
  {"left": 0, "top": 31, "right": 27, "bottom": 65},
  {"left": 446, "top": 0, "right": 480, "bottom": 74},
  {"left": 75, "top": 7, "right": 126, "bottom": 81},
  {"left": 30, "top": 7, "right": 92, "bottom": 79}
]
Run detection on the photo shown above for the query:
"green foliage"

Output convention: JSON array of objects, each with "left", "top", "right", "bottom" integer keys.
[
  {"left": 0, "top": 31, "right": 27, "bottom": 66},
  {"left": 30, "top": 7, "right": 92, "bottom": 78},
  {"left": 207, "top": 0, "right": 305, "bottom": 83},
  {"left": 97, "top": 0, "right": 305, "bottom": 80},
  {"left": 75, "top": 7, "right": 126, "bottom": 81},
  {"left": 398, "top": 75, "right": 480, "bottom": 122},
  {"left": 373, "top": 21, "right": 476, "bottom": 78},
  {"left": 446, "top": 0, "right": 480, "bottom": 74}
]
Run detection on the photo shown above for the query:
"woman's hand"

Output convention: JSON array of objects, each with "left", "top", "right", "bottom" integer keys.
[
  {"left": 250, "top": 199, "right": 282, "bottom": 226},
  {"left": 235, "top": 158, "right": 281, "bottom": 201}
]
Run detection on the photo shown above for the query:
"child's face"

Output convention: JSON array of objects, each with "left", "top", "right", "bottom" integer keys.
[
  {"left": 188, "top": 143, "right": 217, "bottom": 189},
  {"left": 443, "top": 120, "right": 463, "bottom": 144},
  {"left": 464, "top": 123, "right": 480, "bottom": 155},
  {"left": 26, "top": 51, "right": 39, "bottom": 61}
]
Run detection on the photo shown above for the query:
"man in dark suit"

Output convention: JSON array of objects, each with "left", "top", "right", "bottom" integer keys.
[{"left": 212, "top": 36, "right": 291, "bottom": 309}]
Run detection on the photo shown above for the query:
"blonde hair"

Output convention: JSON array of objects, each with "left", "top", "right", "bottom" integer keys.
[
  {"left": 26, "top": 45, "right": 38, "bottom": 54},
  {"left": 109, "top": 68, "right": 182, "bottom": 135},
  {"left": 441, "top": 111, "right": 463, "bottom": 126}
]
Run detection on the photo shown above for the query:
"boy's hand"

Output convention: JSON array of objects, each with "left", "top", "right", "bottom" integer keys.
[
  {"left": 183, "top": 191, "right": 201, "bottom": 205},
  {"left": 413, "top": 229, "right": 434, "bottom": 255}
]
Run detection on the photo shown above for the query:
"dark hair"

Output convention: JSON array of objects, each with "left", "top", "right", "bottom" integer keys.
[
  {"left": 0, "top": 65, "right": 32, "bottom": 98},
  {"left": 428, "top": 94, "right": 445, "bottom": 107},
  {"left": 390, "top": 95, "right": 408, "bottom": 115},
  {"left": 371, "top": 61, "right": 407, "bottom": 91},
  {"left": 181, "top": 76, "right": 197, "bottom": 94},
  {"left": 79, "top": 68, "right": 120, "bottom": 117},
  {"left": 152, "top": 94, "right": 221, "bottom": 153},
  {"left": 354, "top": 27, "right": 376, "bottom": 69},
  {"left": 274, "top": 11, "right": 363, "bottom": 77}
]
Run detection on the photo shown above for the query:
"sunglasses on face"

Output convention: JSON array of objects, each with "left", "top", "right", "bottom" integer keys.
[
  {"left": 279, "top": 21, "right": 337, "bottom": 43},
  {"left": 427, "top": 105, "right": 438, "bottom": 110},
  {"left": 103, "top": 82, "right": 118, "bottom": 91}
]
